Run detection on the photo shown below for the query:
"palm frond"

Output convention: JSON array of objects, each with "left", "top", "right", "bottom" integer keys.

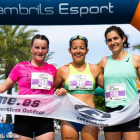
[
  {"left": 0, "top": 74, "right": 5, "bottom": 80},
  {"left": 10, "top": 25, "right": 19, "bottom": 36},
  {"left": 132, "top": 45, "right": 140, "bottom": 51}
]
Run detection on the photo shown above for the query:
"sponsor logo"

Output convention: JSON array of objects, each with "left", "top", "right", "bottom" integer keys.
[
  {"left": 74, "top": 104, "right": 110, "bottom": 126},
  {"left": 75, "top": 104, "right": 111, "bottom": 120},
  {"left": 59, "top": 3, "right": 114, "bottom": 17},
  {"left": 0, "top": 3, "right": 114, "bottom": 17}
]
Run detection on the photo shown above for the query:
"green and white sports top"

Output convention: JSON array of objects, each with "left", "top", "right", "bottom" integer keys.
[
  {"left": 104, "top": 53, "right": 138, "bottom": 108},
  {"left": 64, "top": 64, "right": 95, "bottom": 94}
]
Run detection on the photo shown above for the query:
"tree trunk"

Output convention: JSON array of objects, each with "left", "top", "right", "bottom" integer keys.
[
  {"left": 6, "top": 114, "right": 12, "bottom": 123},
  {"left": 5, "top": 63, "right": 14, "bottom": 123}
]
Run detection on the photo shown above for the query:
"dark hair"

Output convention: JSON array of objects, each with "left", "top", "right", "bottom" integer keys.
[
  {"left": 69, "top": 35, "right": 88, "bottom": 49},
  {"left": 31, "top": 34, "right": 49, "bottom": 47},
  {"left": 105, "top": 26, "right": 129, "bottom": 48}
]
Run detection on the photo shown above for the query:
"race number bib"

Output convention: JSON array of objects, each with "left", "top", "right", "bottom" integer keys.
[
  {"left": 31, "top": 72, "right": 53, "bottom": 90},
  {"left": 105, "top": 83, "right": 126, "bottom": 102},
  {"left": 69, "top": 74, "right": 93, "bottom": 90}
]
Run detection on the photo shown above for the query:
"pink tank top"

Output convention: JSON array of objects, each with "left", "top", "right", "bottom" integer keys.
[{"left": 9, "top": 61, "right": 57, "bottom": 95}]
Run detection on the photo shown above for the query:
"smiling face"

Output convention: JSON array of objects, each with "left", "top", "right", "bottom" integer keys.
[
  {"left": 31, "top": 39, "right": 49, "bottom": 63},
  {"left": 106, "top": 31, "right": 125, "bottom": 53},
  {"left": 69, "top": 39, "right": 89, "bottom": 63}
]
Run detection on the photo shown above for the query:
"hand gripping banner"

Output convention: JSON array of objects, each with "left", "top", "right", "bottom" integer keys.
[
  {"left": 0, "top": 0, "right": 140, "bottom": 31},
  {"left": 0, "top": 93, "right": 140, "bottom": 127}
]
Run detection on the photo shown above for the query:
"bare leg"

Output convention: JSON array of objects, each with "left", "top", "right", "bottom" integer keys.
[
  {"left": 104, "top": 132, "right": 122, "bottom": 140},
  {"left": 123, "top": 131, "right": 140, "bottom": 140},
  {"left": 35, "top": 132, "right": 54, "bottom": 140},
  {"left": 81, "top": 125, "right": 98, "bottom": 140},
  {"left": 61, "top": 120, "right": 79, "bottom": 140},
  {"left": 13, "top": 133, "right": 32, "bottom": 140}
]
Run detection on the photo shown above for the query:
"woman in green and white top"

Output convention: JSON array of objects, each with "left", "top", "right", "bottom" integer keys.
[
  {"left": 54, "top": 35, "right": 104, "bottom": 140},
  {"left": 99, "top": 26, "right": 140, "bottom": 140}
]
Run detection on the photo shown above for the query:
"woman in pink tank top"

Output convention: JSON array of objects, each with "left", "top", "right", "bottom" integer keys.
[{"left": 0, "top": 34, "right": 57, "bottom": 140}]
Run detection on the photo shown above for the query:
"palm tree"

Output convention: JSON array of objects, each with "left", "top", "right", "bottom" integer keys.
[
  {"left": 132, "top": 44, "right": 140, "bottom": 51},
  {"left": 0, "top": 25, "right": 38, "bottom": 123}
]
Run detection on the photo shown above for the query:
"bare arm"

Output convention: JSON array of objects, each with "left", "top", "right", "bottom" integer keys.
[
  {"left": 90, "top": 64, "right": 104, "bottom": 89},
  {"left": 99, "top": 56, "right": 108, "bottom": 71},
  {"left": 96, "top": 66, "right": 104, "bottom": 89},
  {"left": 0, "top": 77, "right": 16, "bottom": 93},
  {"left": 132, "top": 55, "right": 140, "bottom": 79},
  {"left": 97, "top": 56, "right": 108, "bottom": 89},
  {"left": 54, "top": 69, "right": 62, "bottom": 91},
  {"left": 54, "top": 67, "right": 67, "bottom": 95}
]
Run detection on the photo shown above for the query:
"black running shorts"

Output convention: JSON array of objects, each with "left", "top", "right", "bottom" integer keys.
[
  {"left": 13, "top": 115, "right": 54, "bottom": 138},
  {"left": 104, "top": 106, "right": 140, "bottom": 132}
]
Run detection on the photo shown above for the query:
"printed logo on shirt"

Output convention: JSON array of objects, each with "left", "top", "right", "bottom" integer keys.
[
  {"left": 126, "top": 57, "right": 130, "bottom": 62},
  {"left": 32, "top": 89, "right": 36, "bottom": 92}
]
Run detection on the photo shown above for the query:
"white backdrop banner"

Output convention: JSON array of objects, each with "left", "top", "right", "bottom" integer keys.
[{"left": 0, "top": 93, "right": 140, "bottom": 127}]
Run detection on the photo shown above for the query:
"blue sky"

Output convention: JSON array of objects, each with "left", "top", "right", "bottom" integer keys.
[
  {"left": 1, "top": 24, "right": 140, "bottom": 122},
  {"left": 27, "top": 24, "right": 140, "bottom": 68}
]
